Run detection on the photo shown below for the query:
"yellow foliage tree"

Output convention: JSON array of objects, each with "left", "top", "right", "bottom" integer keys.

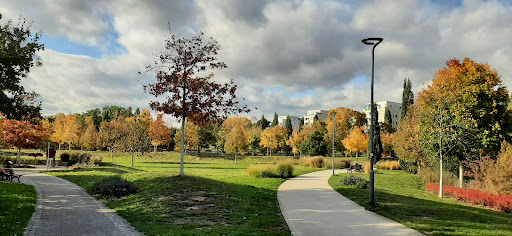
[
  {"left": 80, "top": 116, "right": 99, "bottom": 150},
  {"left": 225, "top": 126, "right": 249, "bottom": 162},
  {"left": 325, "top": 107, "right": 367, "bottom": 153},
  {"left": 381, "top": 133, "right": 393, "bottom": 157},
  {"left": 260, "top": 126, "right": 287, "bottom": 156},
  {"left": 342, "top": 126, "right": 367, "bottom": 160},
  {"left": 174, "top": 121, "right": 200, "bottom": 153}
]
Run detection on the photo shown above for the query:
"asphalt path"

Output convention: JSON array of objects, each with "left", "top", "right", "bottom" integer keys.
[
  {"left": 278, "top": 169, "right": 423, "bottom": 236},
  {"left": 17, "top": 169, "right": 142, "bottom": 236}
]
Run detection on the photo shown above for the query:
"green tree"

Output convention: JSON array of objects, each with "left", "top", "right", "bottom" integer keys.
[
  {"left": 304, "top": 130, "right": 328, "bottom": 156},
  {"left": 370, "top": 105, "right": 383, "bottom": 163},
  {"left": 401, "top": 78, "right": 414, "bottom": 121},
  {"left": 0, "top": 14, "right": 44, "bottom": 119},
  {"left": 271, "top": 113, "right": 278, "bottom": 127},
  {"left": 299, "top": 117, "right": 304, "bottom": 130},
  {"left": 256, "top": 115, "right": 270, "bottom": 130},
  {"left": 284, "top": 116, "right": 293, "bottom": 135}
]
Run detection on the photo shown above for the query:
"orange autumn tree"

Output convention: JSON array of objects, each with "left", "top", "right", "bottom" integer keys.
[
  {"left": 342, "top": 126, "right": 367, "bottom": 161},
  {"left": 1, "top": 118, "right": 50, "bottom": 165},
  {"left": 222, "top": 117, "right": 251, "bottom": 161},
  {"left": 381, "top": 133, "right": 394, "bottom": 157},
  {"left": 225, "top": 126, "right": 249, "bottom": 163},
  {"left": 148, "top": 114, "right": 172, "bottom": 153},
  {"left": 80, "top": 116, "right": 100, "bottom": 150},
  {"left": 50, "top": 113, "right": 66, "bottom": 150},
  {"left": 174, "top": 121, "right": 200, "bottom": 153},
  {"left": 260, "top": 126, "right": 287, "bottom": 156},
  {"left": 325, "top": 107, "right": 367, "bottom": 153}
]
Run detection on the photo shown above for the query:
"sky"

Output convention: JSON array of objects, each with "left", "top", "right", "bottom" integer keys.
[{"left": 2, "top": 0, "right": 512, "bottom": 125}]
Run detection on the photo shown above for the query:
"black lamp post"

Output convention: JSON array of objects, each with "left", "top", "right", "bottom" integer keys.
[{"left": 362, "top": 37, "right": 383, "bottom": 206}]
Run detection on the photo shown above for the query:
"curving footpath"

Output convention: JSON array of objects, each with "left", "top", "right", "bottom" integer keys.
[
  {"left": 17, "top": 169, "right": 142, "bottom": 236},
  {"left": 278, "top": 169, "right": 422, "bottom": 236}
]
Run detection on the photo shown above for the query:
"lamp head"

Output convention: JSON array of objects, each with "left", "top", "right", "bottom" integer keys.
[{"left": 362, "top": 38, "right": 383, "bottom": 45}]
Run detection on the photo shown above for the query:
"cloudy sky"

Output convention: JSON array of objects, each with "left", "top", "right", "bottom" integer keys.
[{"left": 2, "top": 0, "right": 512, "bottom": 123}]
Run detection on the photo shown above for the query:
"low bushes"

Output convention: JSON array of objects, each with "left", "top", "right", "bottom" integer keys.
[
  {"left": 298, "top": 156, "right": 325, "bottom": 168},
  {"left": 61, "top": 152, "right": 102, "bottom": 168},
  {"left": 324, "top": 158, "right": 351, "bottom": 169},
  {"left": 90, "top": 176, "right": 138, "bottom": 198},
  {"left": 341, "top": 175, "right": 369, "bottom": 189},
  {"left": 60, "top": 153, "right": 70, "bottom": 162},
  {"left": 425, "top": 182, "right": 512, "bottom": 213},
  {"left": 377, "top": 160, "right": 400, "bottom": 170},
  {"left": 419, "top": 167, "right": 459, "bottom": 187},
  {"left": 247, "top": 161, "right": 294, "bottom": 178}
]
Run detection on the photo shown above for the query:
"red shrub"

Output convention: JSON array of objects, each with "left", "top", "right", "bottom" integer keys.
[{"left": 425, "top": 182, "right": 512, "bottom": 213}]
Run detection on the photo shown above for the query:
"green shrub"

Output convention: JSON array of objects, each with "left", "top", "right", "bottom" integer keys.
[
  {"left": 90, "top": 176, "right": 138, "bottom": 198},
  {"left": 276, "top": 161, "right": 294, "bottom": 178},
  {"left": 342, "top": 175, "right": 369, "bottom": 189},
  {"left": 69, "top": 153, "right": 80, "bottom": 165},
  {"left": 247, "top": 165, "right": 277, "bottom": 178},
  {"left": 60, "top": 153, "right": 70, "bottom": 162},
  {"left": 399, "top": 159, "right": 418, "bottom": 173},
  {"left": 0, "top": 156, "right": 13, "bottom": 166}
]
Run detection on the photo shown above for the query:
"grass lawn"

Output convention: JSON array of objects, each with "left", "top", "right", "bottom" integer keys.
[
  {"left": 45, "top": 151, "right": 324, "bottom": 235},
  {"left": 329, "top": 170, "right": 512, "bottom": 236},
  {"left": 0, "top": 182, "right": 37, "bottom": 234}
]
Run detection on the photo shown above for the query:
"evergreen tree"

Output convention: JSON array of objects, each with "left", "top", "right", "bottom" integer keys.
[
  {"left": 385, "top": 107, "right": 392, "bottom": 125},
  {"left": 256, "top": 115, "right": 270, "bottom": 129},
  {"left": 401, "top": 78, "right": 414, "bottom": 120},
  {"left": 285, "top": 116, "right": 293, "bottom": 135},
  {"left": 299, "top": 117, "right": 304, "bottom": 130},
  {"left": 271, "top": 113, "right": 278, "bottom": 127},
  {"left": 371, "top": 105, "right": 383, "bottom": 163}
]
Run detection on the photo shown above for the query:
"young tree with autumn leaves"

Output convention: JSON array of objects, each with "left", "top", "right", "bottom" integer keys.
[
  {"left": 260, "top": 126, "right": 288, "bottom": 156},
  {"left": 174, "top": 121, "right": 200, "bottom": 153},
  {"left": 325, "top": 107, "right": 366, "bottom": 154},
  {"left": 80, "top": 116, "right": 99, "bottom": 150},
  {"left": 221, "top": 117, "right": 251, "bottom": 160},
  {"left": 342, "top": 126, "right": 367, "bottom": 162},
  {"left": 142, "top": 30, "right": 249, "bottom": 177},
  {"left": 148, "top": 114, "right": 172, "bottom": 153},
  {"left": 1, "top": 118, "right": 50, "bottom": 165}
]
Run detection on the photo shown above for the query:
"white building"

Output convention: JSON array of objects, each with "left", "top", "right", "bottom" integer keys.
[
  {"left": 304, "top": 110, "right": 328, "bottom": 125},
  {"left": 277, "top": 116, "right": 301, "bottom": 131},
  {"left": 363, "top": 101, "right": 402, "bottom": 129}
]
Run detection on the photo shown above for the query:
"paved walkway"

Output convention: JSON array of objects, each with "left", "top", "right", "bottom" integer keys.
[
  {"left": 278, "top": 169, "right": 422, "bottom": 236},
  {"left": 17, "top": 169, "right": 142, "bottom": 236}
]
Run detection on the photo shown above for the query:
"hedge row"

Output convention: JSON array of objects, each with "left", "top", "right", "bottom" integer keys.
[{"left": 425, "top": 182, "right": 512, "bottom": 213}]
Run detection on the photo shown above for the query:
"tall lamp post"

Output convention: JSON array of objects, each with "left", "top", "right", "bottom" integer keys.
[
  {"left": 362, "top": 37, "right": 383, "bottom": 206},
  {"left": 332, "top": 112, "right": 336, "bottom": 175}
]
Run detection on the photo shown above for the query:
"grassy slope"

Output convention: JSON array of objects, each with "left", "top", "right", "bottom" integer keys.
[
  {"left": 0, "top": 182, "right": 37, "bottom": 234},
  {"left": 329, "top": 170, "right": 512, "bottom": 236},
  {"left": 48, "top": 151, "right": 323, "bottom": 236}
]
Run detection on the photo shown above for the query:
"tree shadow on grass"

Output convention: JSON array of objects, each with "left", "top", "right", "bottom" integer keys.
[
  {"left": 332, "top": 186, "right": 512, "bottom": 235},
  {"left": 61, "top": 171, "right": 290, "bottom": 236}
]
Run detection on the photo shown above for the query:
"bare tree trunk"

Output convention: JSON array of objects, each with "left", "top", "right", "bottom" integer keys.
[
  {"left": 131, "top": 151, "right": 134, "bottom": 167},
  {"left": 110, "top": 148, "right": 113, "bottom": 163},
  {"left": 58, "top": 143, "right": 61, "bottom": 151},
  {"left": 459, "top": 162, "right": 463, "bottom": 188},
  {"left": 180, "top": 117, "right": 186, "bottom": 177},
  {"left": 17, "top": 148, "right": 21, "bottom": 166},
  {"left": 154, "top": 145, "right": 157, "bottom": 153},
  {"left": 235, "top": 153, "right": 237, "bottom": 163}
]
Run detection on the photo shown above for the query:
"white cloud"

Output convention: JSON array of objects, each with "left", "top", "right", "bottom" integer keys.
[{"left": 2, "top": 0, "right": 511, "bottom": 120}]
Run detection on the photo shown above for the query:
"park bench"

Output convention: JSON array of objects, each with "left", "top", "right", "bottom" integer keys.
[
  {"left": 347, "top": 164, "right": 364, "bottom": 173},
  {"left": 1, "top": 168, "right": 22, "bottom": 183}
]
